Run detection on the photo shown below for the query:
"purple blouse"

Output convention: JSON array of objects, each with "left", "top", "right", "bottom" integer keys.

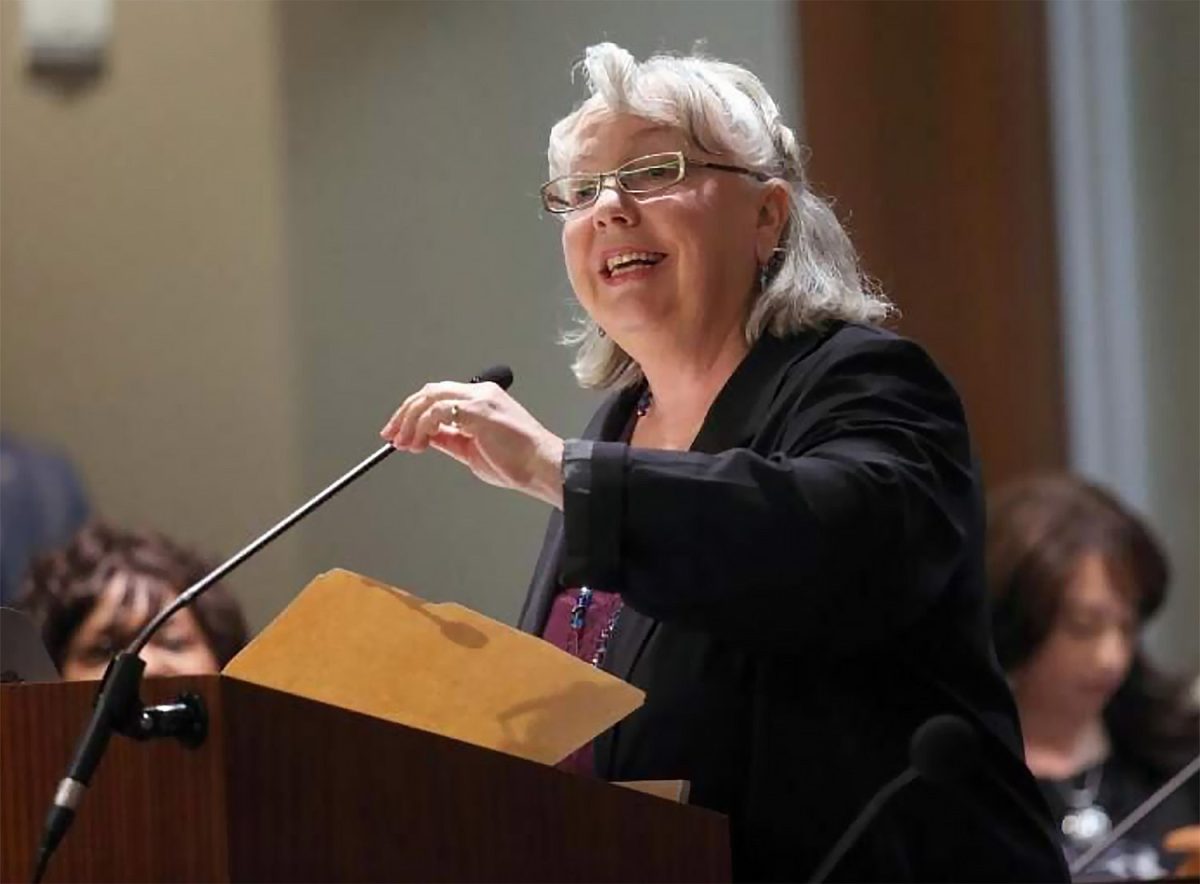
[{"left": 540, "top": 586, "right": 623, "bottom": 777}]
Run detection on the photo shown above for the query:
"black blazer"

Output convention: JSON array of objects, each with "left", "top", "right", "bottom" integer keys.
[{"left": 519, "top": 323, "right": 1068, "bottom": 882}]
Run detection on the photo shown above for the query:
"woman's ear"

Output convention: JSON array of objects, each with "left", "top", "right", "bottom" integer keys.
[{"left": 755, "top": 181, "right": 790, "bottom": 263}]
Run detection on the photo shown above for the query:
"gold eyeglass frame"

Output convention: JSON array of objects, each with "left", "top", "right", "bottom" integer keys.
[{"left": 540, "top": 150, "right": 770, "bottom": 214}]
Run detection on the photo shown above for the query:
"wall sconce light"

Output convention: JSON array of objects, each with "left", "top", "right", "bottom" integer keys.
[{"left": 21, "top": 0, "right": 111, "bottom": 81}]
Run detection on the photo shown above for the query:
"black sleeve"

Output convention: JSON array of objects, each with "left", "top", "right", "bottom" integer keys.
[{"left": 559, "top": 335, "right": 979, "bottom": 656}]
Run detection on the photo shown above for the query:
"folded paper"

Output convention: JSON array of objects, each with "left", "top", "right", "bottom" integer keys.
[{"left": 223, "top": 569, "right": 644, "bottom": 765}]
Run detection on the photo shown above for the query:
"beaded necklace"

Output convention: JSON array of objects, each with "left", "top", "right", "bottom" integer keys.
[
  {"left": 567, "top": 587, "right": 624, "bottom": 668},
  {"left": 1058, "top": 763, "right": 1112, "bottom": 847}
]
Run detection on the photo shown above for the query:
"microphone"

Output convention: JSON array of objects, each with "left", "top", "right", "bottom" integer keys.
[
  {"left": 471, "top": 364, "right": 513, "bottom": 388},
  {"left": 809, "top": 714, "right": 1064, "bottom": 883},
  {"left": 807, "top": 719, "right": 952, "bottom": 882},
  {"left": 909, "top": 713, "right": 982, "bottom": 785},
  {"left": 1069, "top": 753, "right": 1200, "bottom": 877},
  {"left": 30, "top": 364, "right": 514, "bottom": 884},
  {"left": 909, "top": 714, "right": 1068, "bottom": 879}
]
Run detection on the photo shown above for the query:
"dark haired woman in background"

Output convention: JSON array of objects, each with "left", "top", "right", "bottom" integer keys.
[
  {"left": 18, "top": 521, "right": 248, "bottom": 679},
  {"left": 988, "top": 475, "right": 1199, "bottom": 879}
]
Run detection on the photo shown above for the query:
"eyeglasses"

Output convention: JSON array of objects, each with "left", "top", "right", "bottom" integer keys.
[{"left": 540, "top": 150, "right": 770, "bottom": 214}]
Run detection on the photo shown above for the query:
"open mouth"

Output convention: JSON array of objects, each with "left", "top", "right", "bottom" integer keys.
[{"left": 600, "top": 250, "right": 668, "bottom": 280}]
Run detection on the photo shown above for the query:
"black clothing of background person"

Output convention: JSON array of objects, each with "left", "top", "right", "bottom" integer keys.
[
  {"left": 520, "top": 322, "right": 1069, "bottom": 882},
  {"left": 1039, "top": 754, "right": 1200, "bottom": 878}
]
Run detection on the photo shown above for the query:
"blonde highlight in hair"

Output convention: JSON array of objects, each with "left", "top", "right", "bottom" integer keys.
[{"left": 548, "top": 42, "right": 892, "bottom": 390}]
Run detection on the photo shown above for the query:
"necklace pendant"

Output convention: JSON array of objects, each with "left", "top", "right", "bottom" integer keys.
[
  {"left": 1058, "top": 762, "right": 1111, "bottom": 847},
  {"left": 569, "top": 587, "right": 593, "bottom": 631},
  {"left": 1062, "top": 804, "right": 1112, "bottom": 845}
]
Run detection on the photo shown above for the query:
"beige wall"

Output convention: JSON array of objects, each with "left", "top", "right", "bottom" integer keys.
[{"left": 0, "top": 0, "right": 305, "bottom": 628}]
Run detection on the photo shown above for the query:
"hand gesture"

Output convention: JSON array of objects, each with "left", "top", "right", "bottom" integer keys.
[{"left": 380, "top": 381, "right": 564, "bottom": 509}]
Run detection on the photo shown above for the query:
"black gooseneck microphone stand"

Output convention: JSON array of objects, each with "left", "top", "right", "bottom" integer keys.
[{"left": 30, "top": 365, "right": 515, "bottom": 883}]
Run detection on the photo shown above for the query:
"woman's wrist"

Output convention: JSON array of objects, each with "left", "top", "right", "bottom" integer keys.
[{"left": 530, "top": 433, "right": 565, "bottom": 510}]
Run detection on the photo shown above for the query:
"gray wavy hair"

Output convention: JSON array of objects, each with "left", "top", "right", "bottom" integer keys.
[{"left": 548, "top": 42, "right": 892, "bottom": 390}]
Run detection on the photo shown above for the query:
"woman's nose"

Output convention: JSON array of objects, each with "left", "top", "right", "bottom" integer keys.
[
  {"left": 140, "top": 648, "right": 177, "bottom": 678},
  {"left": 592, "top": 181, "right": 638, "bottom": 229},
  {"left": 1094, "top": 628, "right": 1132, "bottom": 675}
]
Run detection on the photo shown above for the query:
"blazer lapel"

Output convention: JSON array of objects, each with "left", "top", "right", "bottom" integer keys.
[
  {"left": 692, "top": 326, "right": 830, "bottom": 453},
  {"left": 517, "top": 385, "right": 642, "bottom": 636},
  {"left": 599, "top": 605, "right": 656, "bottom": 681},
  {"left": 596, "top": 331, "right": 833, "bottom": 772},
  {"left": 524, "top": 328, "right": 831, "bottom": 635},
  {"left": 517, "top": 510, "right": 564, "bottom": 634},
  {"left": 527, "top": 330, "right": 837, "bottom": 775}
]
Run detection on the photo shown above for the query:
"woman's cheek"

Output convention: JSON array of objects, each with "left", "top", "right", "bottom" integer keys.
[
  {"left": 564, "top": 256, "right": 596, "bottom": 308},
  {"left": 562, "top": 233, "right": 590, "bottom": 294}
]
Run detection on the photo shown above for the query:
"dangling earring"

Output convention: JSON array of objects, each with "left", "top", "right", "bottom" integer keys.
[
  {"left": 597, "top": 326, "right": 607, "bottom": 338},
  {"left": 759, "top": 247, "right": 785, "bottom": 292}
]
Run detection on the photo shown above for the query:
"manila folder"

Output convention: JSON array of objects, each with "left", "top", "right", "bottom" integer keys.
[{"left": 222, "top": 569, "right": 645, "bottom": 765}]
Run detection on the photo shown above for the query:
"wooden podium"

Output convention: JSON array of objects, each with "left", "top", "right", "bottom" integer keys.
[{"left": 0, "top": 675, "right": 730, "bottom": 882}]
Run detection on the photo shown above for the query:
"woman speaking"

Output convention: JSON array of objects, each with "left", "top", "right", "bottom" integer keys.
[{"left": 382, "top": 43, "right": 1066, "bottom": 882}]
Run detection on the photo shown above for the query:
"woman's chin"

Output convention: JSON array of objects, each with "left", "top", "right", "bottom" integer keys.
[
  {"left": 602, "top": 312, "right": 675, "bottom": 344},
  {"left": 591, "top": 296, "right": 674, "bottom": 336}
]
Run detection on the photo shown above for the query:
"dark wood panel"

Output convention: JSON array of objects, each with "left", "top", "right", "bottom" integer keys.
[
  {"left": 1, "top": 677, "right": 229, "bottom": 883},
  {"left": 798, "top": 0, "right": 1067, "bottom": 487},
  {"left": 220, "top": 677, "right": 729, "bottom": 882},
  {"left": 2, "top": 677, "right": 729, "bottom": 882}
]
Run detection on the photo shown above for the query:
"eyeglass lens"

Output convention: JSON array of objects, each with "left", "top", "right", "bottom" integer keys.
[{"left": 542, "top": 153, "right": 684, "bottom": 212}]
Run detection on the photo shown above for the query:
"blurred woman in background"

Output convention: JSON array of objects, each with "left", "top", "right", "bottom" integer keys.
[
  {"left": 18, "top": 521, "right": 248, "bottom": 679},
  {"left": 988, "top": 474, "right": 1199, "bottom": 878}
]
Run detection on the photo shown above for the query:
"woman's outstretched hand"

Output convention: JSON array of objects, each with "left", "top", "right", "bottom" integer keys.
[{"left": 380, "top": 381, "right": 564, "bottom": 510}]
